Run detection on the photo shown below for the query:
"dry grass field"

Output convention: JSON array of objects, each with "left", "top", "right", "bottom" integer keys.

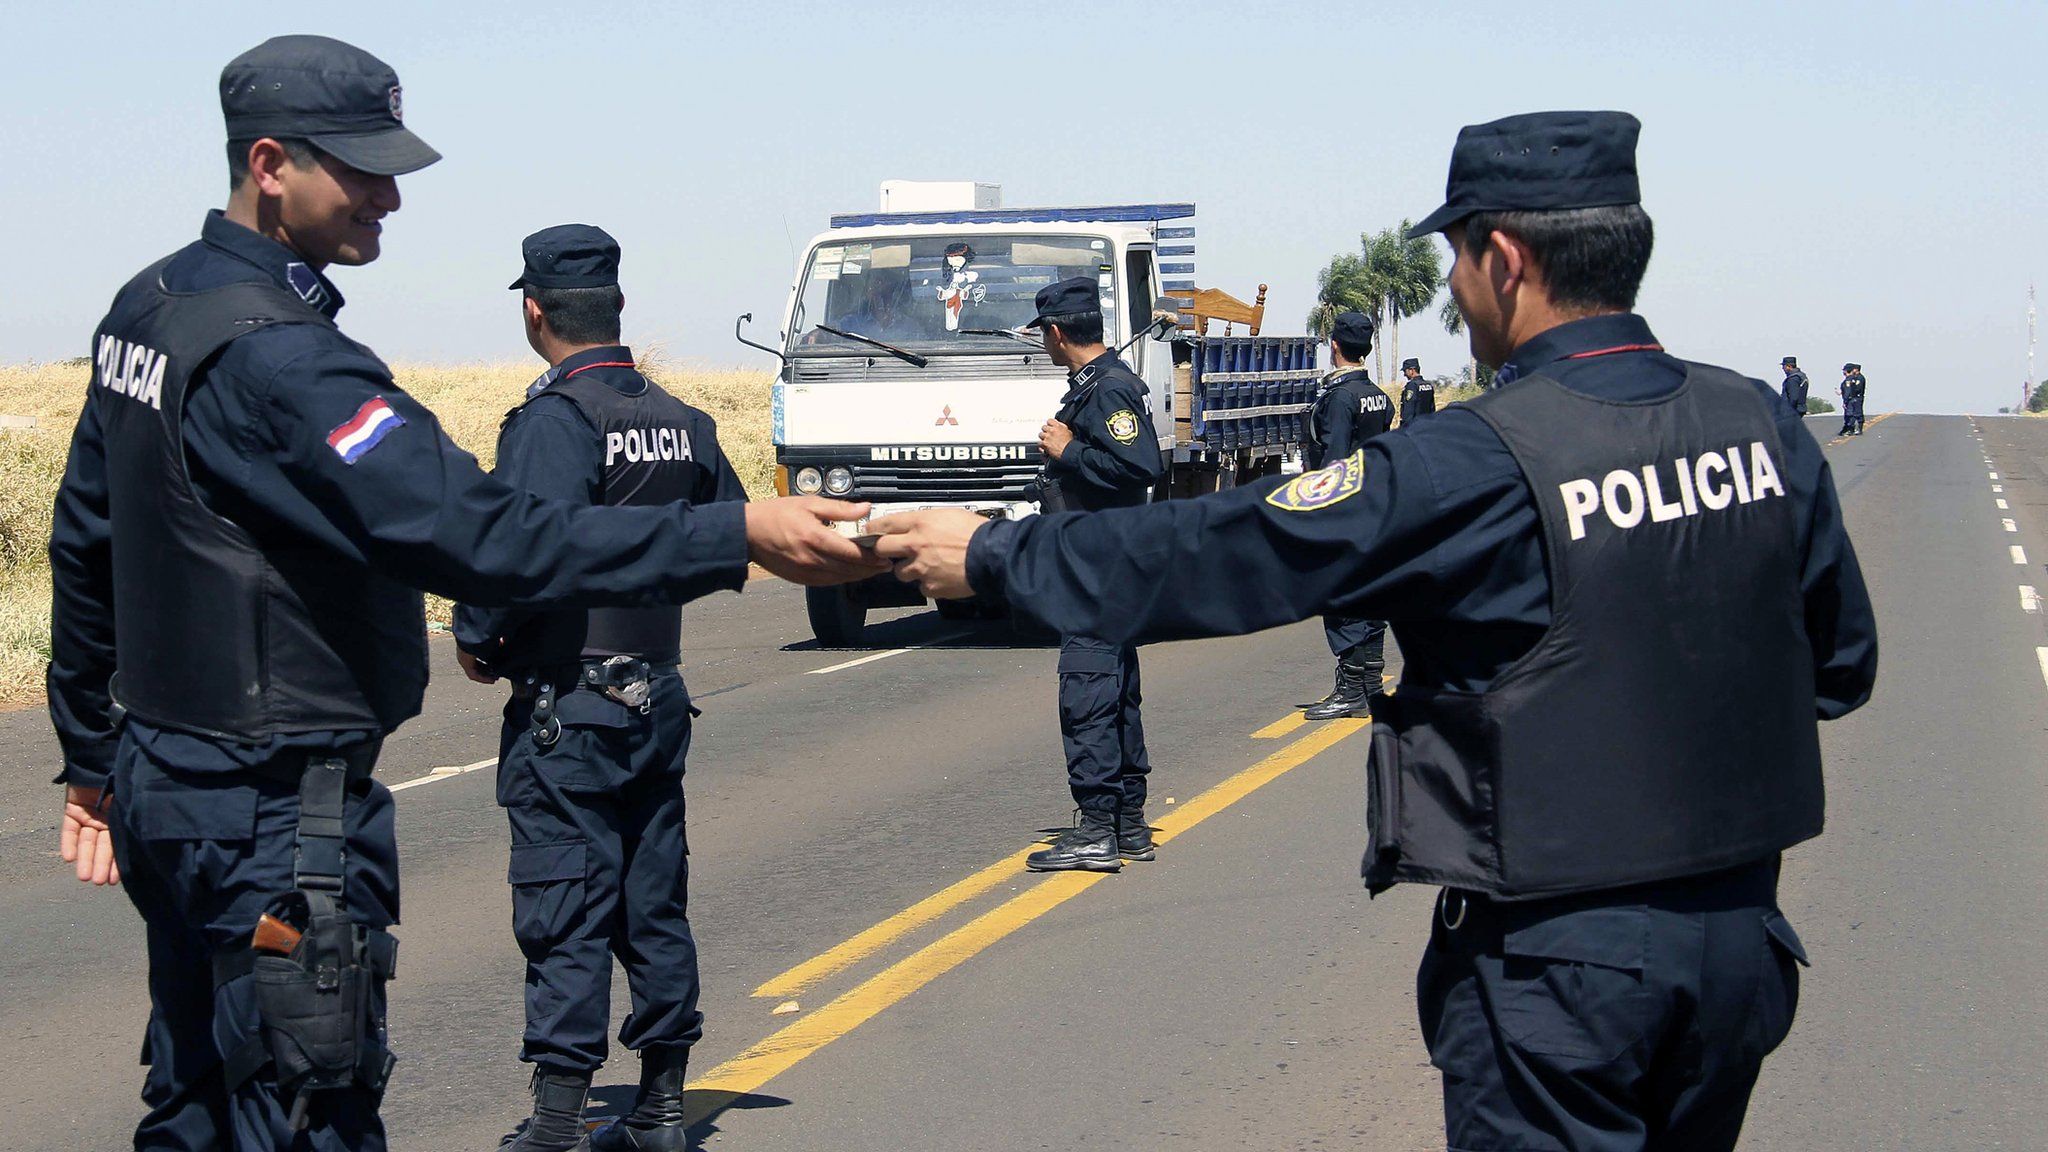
[{"left": 0, "top": 358, "right": 774, "bottom": 707}]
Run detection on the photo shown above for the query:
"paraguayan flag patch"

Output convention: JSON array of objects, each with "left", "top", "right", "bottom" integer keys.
[{"left": 327, "top": 397, "right": 406, "bottom": 465}]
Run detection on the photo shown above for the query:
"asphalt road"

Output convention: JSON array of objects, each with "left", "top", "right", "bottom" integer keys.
[{"left": 3, "top": 412, "right": 2045, "bottom": 1150}]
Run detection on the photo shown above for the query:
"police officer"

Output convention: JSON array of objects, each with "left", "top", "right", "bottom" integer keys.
[
  {"left": 1303, "top": 312, "right": 1394, "bottom": 722},
  {"left": 1841, "top": 363, "right": 1868, "bottom": 434},
  {"left": 1025, "top": 277, "right": 1165, "bottom": 872},
  {"left": 452, "top": 226, "right": 746, "bottom": 1151},
  {"left": 875, "top": 110, "right": 1878, "bottom": 1151},
  {"left": 1398, "top": 357, "right": 1436, "bottom": 424},
  {"left": 46, "top": 37, "right": 880, "bottom": 1152},
  {"left": 1780, "top": 356, "right": 1810, "bottom": 415}
]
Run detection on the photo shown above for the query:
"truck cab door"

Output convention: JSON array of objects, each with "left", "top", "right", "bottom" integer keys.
[{"left": 1124, "top": 246, "right": 1175, "bottom": 449}]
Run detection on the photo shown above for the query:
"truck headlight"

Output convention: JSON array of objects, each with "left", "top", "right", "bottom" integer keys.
[
  {"left": 824, "top": 466, "right": 854, "bottom": 496},
  {"left": 794, "top": 466, "right": 824, "bottom": 495}
]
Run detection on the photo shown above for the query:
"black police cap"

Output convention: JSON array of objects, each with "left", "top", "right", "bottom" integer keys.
[
  {"left": 220, "top": 36, "right": 440, "bottom": 177},
  {"left": 1023, "top": 276, "right": 1101, "bottom": 329},
  {"left": 1782, "top": 356, "right": 1798, "bottom": 366},
  {"left": 1402, "top": 357, "right": 1422, "bottom": 372},
  {"left": 1331, "top": 311, "right": 1376, "bottom": 349},
  {"left": 1843, "top": 362, "right": 1857, "bottom": 372},
  {"left": 1407, "top": 111, "right": 1641, "bottom": 240},
  {"left": 510, "top": 224, "right": 622, "bottom": 291}
]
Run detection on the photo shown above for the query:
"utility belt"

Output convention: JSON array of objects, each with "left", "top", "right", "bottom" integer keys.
[
  {"left": 511, "top": 656, "right": 678, "bottom": 746},
  {"left": 211, "top": 753, "right": 397, "bottom": 1129},
  {"left": 1428, "top": 856, "right": 1783, "bottom": 957}
]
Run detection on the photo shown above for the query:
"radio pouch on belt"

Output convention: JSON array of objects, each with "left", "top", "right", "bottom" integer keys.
[{"left": 225, "top": 757, "right": 399, "bottom": 1130}]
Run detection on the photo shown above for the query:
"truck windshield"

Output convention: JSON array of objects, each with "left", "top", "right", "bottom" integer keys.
[{"left": 790, "top": 234, "right": 1113, "bottom": 354}]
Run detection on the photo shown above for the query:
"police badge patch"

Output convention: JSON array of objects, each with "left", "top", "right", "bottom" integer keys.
[
  {"left": 1266, "top": 450, "right": 1366, "bottom": 512},
  {"left": 1106, "top": 409, "right": 1140, "bottom": 444}
]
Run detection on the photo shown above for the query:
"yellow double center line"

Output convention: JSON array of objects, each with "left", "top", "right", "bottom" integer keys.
[{"left": 683, "top": 714, "right": 1369, "bottom": 1110}]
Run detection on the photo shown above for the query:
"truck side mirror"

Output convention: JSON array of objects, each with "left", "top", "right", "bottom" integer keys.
[{"left": 1149, "top": 295, "right": 1183, "bottom": 341}]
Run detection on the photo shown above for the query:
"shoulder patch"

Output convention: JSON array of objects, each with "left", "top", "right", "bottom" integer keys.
[
  {"left": 1267, "top": 450, "right": 1366, "bottom": 512},
  {"left": 327, "top": 396, "right": 407, "bottom": 465},
  {"left": 1106, "top": 409, "right": 1141, "bottom": 444}
]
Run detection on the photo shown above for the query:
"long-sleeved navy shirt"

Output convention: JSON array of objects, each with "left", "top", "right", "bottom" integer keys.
[
  {"left": 968, "top": 313, "right": 1877, "bottom": 717},
  {"left": 48, "top": 213, "right": 750, "bottom": 788},
  {"left": 451, "top": 347, "right": 749, "bottom": 668},
  {"left": 1045, "top": 351, "right": 1164, "bottom": 509}
]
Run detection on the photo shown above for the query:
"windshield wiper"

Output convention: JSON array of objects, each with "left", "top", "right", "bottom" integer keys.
[
  {"left": 811, "top": 324, "right": 928, "bottom": 368},
  {"left": 959, "top": 327, "right": 1042, "bottom": 347}
]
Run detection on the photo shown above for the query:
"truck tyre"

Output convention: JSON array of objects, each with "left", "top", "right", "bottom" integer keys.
[{"left": 807, "top": 585, "right": 868, "bottom": 648}]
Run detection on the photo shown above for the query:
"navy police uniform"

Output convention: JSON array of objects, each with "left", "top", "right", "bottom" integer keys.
[
  {"left": 1027, "top": 277, "right": 1165, "bottom": 871},
  {"left": 1840, "top": 364, "right": 1867, "bottom": 435},
  {"left": 961, "top": 113, "right": 1878, "bottom": 1150},
  {"left": 47, "top": 40, "right": 749, "bottom": 1152},
  {"left": 454, "top": 226, "right": 748, "bottom": 1151},
  {"left": 1305, "top": 311, "right": 1394, "bottom": 721},
  {"left": 1780, "top": 357, "right": 1809, "bottom": 415},
  {"left": 1398, "top": 358, "right": 1436, "bottom": 424}
]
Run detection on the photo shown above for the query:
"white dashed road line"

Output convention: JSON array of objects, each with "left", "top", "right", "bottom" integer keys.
[
  {"left": 2023, "top": 586, "right": 2041, "bottom": 614},
  {"left": 1990, "top": 472, "right": 2001, "bottom": 480},
  {"left": 2005, "top": 519, "right": 2020, "bottom": 532},
  {"left": 807, "top": 632, "right": 971, "bottom": 676},
  {"left": 1997, "top": 499, "right": 2010, "bottom": 510},
  {"left": 2038, "top": 648, "right": 2048, "bottom": 691},
  {"left": 388, "top": 756, "right": 497, "bottom": 793},
  {"left": 2013, "top": 545, "right": 2029, "bottom": 565}
]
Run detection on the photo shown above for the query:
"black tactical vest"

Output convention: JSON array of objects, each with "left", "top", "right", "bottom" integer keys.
[
  {"left": 1363, "top": 364, "right": 1823, "bottom": 900},
  {"left": 494, "top": 369, "right": 704, "bottom": 665},
  {"left": 92, "top": 260, "right": 427, "bottom": 740}
]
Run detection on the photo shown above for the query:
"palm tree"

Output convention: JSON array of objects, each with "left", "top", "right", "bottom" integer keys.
[
  {"left": 1359, "top": 223, "right": 1442, "bottom": 381},
  {"left": 1306, "top": 252, "right": 1374, "bottom": 341}
]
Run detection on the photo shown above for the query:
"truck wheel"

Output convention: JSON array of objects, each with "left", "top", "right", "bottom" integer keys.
[{"left": 807, "top": 585, "right": 868, "bottom": 648}]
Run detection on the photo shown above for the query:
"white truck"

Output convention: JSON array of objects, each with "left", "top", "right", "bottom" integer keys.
[{"left": 737, "top": 183, "right": 1322, "bottom": 647}]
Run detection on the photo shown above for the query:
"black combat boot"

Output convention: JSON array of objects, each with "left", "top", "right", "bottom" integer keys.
[
  {"left": 1117, "top": 799, "right": 1156, "bottom": 862},
  {"left": 1304, "top": 654, "right": 1371, "bottom": 721},
  {"left": 1027, "top": 795, "right": 1121, "bottom": 872},
  {"left": 590, "top": 1047, "right": 689, "bottom": 1151},
  {"left": 499, "top": 1067, "right": 592, "bottom": 1151}
]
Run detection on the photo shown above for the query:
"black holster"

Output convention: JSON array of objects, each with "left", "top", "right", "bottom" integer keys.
[{"left": 218, "top": 756, "right": 398, "bottom": 1130}]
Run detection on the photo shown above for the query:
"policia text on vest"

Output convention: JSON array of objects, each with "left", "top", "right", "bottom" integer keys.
[{"left": 1557, "top": 436, "right": 1786, "bottom": 540}]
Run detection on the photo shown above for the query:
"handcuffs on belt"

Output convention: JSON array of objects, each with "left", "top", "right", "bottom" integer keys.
[{"left": 523, "top": 656, "right": 655, "bottom": 747}]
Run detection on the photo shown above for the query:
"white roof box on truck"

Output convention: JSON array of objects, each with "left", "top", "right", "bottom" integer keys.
[{"left": 878, "top": 180, "right": 1001, "bottom": 212}]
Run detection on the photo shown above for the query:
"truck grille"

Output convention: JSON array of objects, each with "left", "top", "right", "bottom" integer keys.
[{"left": 852, "top": 462, "right": 1040, "bottom": 503}]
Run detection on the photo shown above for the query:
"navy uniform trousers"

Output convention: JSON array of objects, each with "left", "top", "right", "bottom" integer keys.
[
  {"left": 1324, "top": 615, "right": 1388, "bottom": 666},
  {"left": 497, "top": 671, "right": 703, "bottom": 1072},
  {"left": 1416, "top": 861, "right": 1808, "bottom": 1152},
  {"left": 1057, "top": 635, "right": 1151, "bottom": 810},
  {"left": 111, "top": 736, "right": 398, "bottom": 1152}
]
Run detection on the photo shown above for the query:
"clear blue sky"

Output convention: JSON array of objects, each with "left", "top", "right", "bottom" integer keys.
[{"left": 4, "top": 1, "right": 2042, "bottom": 413}]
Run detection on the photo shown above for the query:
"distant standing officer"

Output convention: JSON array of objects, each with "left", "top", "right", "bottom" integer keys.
[
  {"left": 1781, "top": 356, "right": 1810, "bottom": 414},
  {"left": 1304, "top": 311, "right": 1394, "bottom": 721},
  {"left": 46, "top": 37, "right": 880, "bottom": 1152},
  {"left": 1398, "top": 357, "right": 1436, "bottom": 424},
  {"left": 454, "top": 227, "right": 748, "bottom": 1151},
  {"left": 1027, "top": 277, "right": 1165, "bottom": 872},
  {"left": 875, "top": 111, "right": 1878, "bottom": 1151},
  {"left": 1841, "top": 363, "right": 1868, "bottom": 434}
]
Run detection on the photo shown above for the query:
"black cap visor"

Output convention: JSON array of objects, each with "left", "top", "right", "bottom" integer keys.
[
  {"left": 310, "top": 125, "right": 441, "bottom": 177},
  {"left": 1407, "top": 202, "right": 1478, "bottom": 240}
]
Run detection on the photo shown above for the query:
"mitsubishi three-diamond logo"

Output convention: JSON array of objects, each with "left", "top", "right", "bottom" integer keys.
[{"left": 935, "top": 406, "right": 959, "bottom": 426}]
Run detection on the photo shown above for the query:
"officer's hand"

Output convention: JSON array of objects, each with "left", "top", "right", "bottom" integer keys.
[
  {"left": 870, "top": 508, "right": 986, "bottom": 600},
  {"left": 1039, "top": 420, "right": 1074, "bottom": 460},
  {"left": 745, "top": 498, "right": 892, "bottom": 586},
  {"left": 457, "top": 649, "right": 499, "bottom": 685},
  {"left": 59, "top": 785, "right": 119, "bottom": 886}
]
